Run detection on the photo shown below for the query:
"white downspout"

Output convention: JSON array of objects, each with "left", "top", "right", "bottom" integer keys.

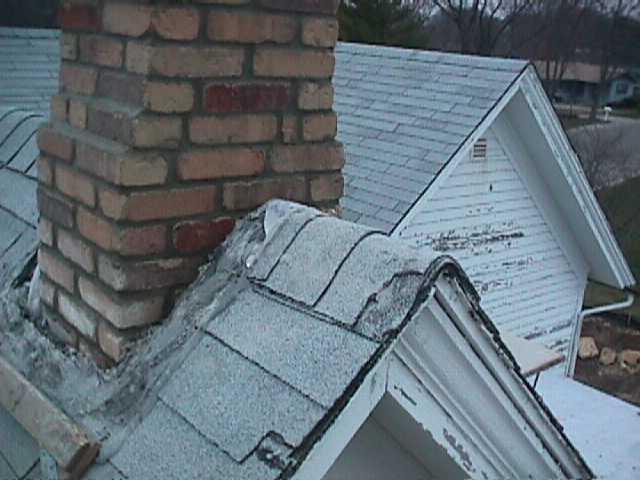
[{"left": 565, "top": 292, "right": 635, "bottom": 377}]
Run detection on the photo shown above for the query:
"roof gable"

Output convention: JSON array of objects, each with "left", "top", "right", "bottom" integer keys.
[{"left": 335, "top": 42, "right": 527, "bottom": 231}]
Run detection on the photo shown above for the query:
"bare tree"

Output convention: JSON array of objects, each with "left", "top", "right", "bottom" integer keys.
[
  {"left": 429, "top": 0, "right": 538, "bottom": 54},
  {"left": 570, "top": 125, "right": 633, "bottom": 190}
]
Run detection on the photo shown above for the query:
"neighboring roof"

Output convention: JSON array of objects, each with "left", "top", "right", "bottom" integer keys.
[
  {"left": 335, "top": 42, "right": 527, "bottom": 231},
  {"left": 0, "top": 107, "right": 41, "bottom": 288},
  {"left": 0, "top": 405, "right": 40, "bottom": 480},
  {"left": 0, "top": 28, "right": 59, "bottom": 113},
  {"left": 532, "top": 61, "right": 631, "bottom": 84},
  {"left": 0, "top": 201, "right": 591, "bottom": 479}
]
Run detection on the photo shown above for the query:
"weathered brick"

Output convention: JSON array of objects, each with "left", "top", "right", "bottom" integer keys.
[
  {"left": 152, "top": 7, "right": 200, "bottom": 41},
  {"left": 38, "top": 127, "right": 74, "bottom": 162},
  {"left": 208, "top": 11, "right": 296, "bottom": 43},
  {"left": 57, "top": 229, "right": 95, "bottom": 273},
  {"left": 173, "top": 218, "right": 235, "bottom": 253},
  {"left": 302, "top": 18, "right": 339, "bottom": 47},
  {"left": 58, "top": 4, "right": 100, "bottom": 31},
  {"left": 204, "top": 83, "right": 291, "bottom": 113},
  {"left": 102, "top": 2, "right": 152, "bottom": 37},
  {"left": 43, "top": 306, "right": 78, "bottom": 348},
  {"left": 61, "top": 33, "right": 77, "bottom": 60},
  {"left": 310, "top": 172, "right": 344, "bottom": 202},
  {"left": 303, "top": 112, "right": 337, "bottom": 141},
  {"left": 55, "top": 165, "right": 95, "bottom": 207},
  {"left": 60, "top": 63, "right": 97, "bottom": 95},
  {"left": 79, "top": 35, "right": 124, "bottom": 68},
  {"left": 86, "top": 107, "right": 132, "bottom": 145},
  {"left": 58, "top": 292, "right": 98, "bottom": 340},
  {"left": 37, "top": 156, "right": 53, "bottom": 186},
  {"left": 258, "top": 0, "right": 340, "bottom": 14},
  {"left": 127, "top": 42, "right": 244, "bottom": 78},
  {"left": 223, "top": 177, "right": 307, "bottom": 211},
  {"left": 78, "top": 277, "right": 165, "bottom": 330},
  {"left": 39, "top": 274, "right": 56, "bottom": 306},
  {"left": 97, "top": 70, "right": 145, "bottom": 105},
  {"left": 77, "top": 208, "right": 167, "bottom": 256},
  {"left": 254, "top": 48, "right": 335, "bottom": 78},
  {"left": 69, "top": 100, "right": 87, "bottom": 129},
  {"left": 78, "top": 338, "right": 115, "bottom": 370},
  {"left": 190, "top": 114, "right": 277, "bottom": 144},
  {"left": 39, "top": 217, "right": 54, "bottom": 247},
  {"left": 50, "top": 95, "right": 68, "bottom": 122},
  {"left": 76, "top": 143, "right": 168, "bottom": 187},
  {"left": 99, "top": 186, "right": 218, "bottom": 221},
  {"left": 38, "top": 188, "right": 75, "bottom": 228},
  {"left": 298, "top": 82, "right": 334, "bottom": 110},
  {"left": 38, "top": 248, "right": 74, "bottom": 293},
  {"left": 132, "top": 115, "right": 183, "bottom": 148},
  {"left": 178, "top": 148, "right": 265, "bottom": 180},
  {"left": 271, "top": 144, "right": 344, "bottom": 172},
  {"left": 144, "top": 82, "right": 194, "bottom": 113},
  {"left": 98, "top": 322, "right": 129, "bottom": 363},
  {"left": 98, "top": 254, "right": 201, "bottom": 291}
]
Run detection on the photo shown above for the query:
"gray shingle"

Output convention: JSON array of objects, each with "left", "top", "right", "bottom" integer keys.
[
  {"left": 0, "top": 454, "right": 16, "bottom": 480},
  {"left": 0, "top": 168, "right": 38, "bottom": 225},
  {"left": 0, "top": 406, "right": 40, "bottom": 478},
  {"left": 159, "top": 336, "right": 325, "bottom": 462},
  {"left": 266, "top": 216, "right": 372, "bottom": 305},
  {"left": 207, "top": 289, "right": 377, "bottom": 408},
  {"left": 337, "top": 42, "right": 527, "bottom": 233}
]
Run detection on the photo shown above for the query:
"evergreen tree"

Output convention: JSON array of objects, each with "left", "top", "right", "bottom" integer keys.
[{"left": 338, "top": 0, "right": 429, "bottom": 49}]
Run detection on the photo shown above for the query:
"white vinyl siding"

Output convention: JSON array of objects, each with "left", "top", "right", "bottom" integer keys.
[{"left": 398, "top": 129, "right": 582, "bottom": 350}]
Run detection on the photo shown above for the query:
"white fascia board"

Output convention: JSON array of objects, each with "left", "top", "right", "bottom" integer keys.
[
  {"left": 393, "top": 70, "right": 527, "bottom": 238},
  {"left": 519, "top": 67, "right": 635, "bottom": 288}
]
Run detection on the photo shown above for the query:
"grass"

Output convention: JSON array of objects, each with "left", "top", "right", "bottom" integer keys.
[{"left": 585, "top": 176, "right": 640, "bottom": 318}]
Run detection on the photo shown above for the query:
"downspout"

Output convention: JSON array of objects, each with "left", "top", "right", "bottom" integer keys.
[{"left": 565, "top": 291, "right": 635, "bottom": 377}]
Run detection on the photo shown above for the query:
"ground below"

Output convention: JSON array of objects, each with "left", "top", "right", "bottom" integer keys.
[{"left": 575, "top": 316, "right": 640, "bottom": 407}]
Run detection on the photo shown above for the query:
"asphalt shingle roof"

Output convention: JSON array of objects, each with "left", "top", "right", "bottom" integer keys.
[
  {"left": 0, "top": 28, "right": 59, "bottom": 113},
  {"left": 335, "top": 42, "right": 528, "bottom": 232}
]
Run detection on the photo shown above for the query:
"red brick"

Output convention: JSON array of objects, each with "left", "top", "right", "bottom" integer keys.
[
  {"left": 132, "top": 115, "right": 182, "bottom": 148},
  {"left": 152, "top": 7, "right": 200, "bottom": 41},
  {"left": 78, "top": 277, "right": 165, "bottom": 330},
  {"left": 68, "top": 100, "right": 87, "bottom": 129},
  {"left": 60, "top": 63, "right": 97, "bottom": 95},
  {"left": 78, "top": 338, "right": 115, "bottom": 370},
  {"left": 57, "top": 229, "right": 95, "bottom": 273},
  {"left": 61, "top": 33, "right": 77, "bottom": 60},
  {"left": 223, "top": 177, "right": 307, "bottom": 211},
  {"left": 178, "top": 148, "right": 265, "bottom": 180},
  {"left": 281, "top": 115, "right": 299, "bottom": 144},
  {"left": 77, "top": 208, "right": 167, "bottom": 256},
  {"left": 207, "top": 11, "right": 296, "bottom": 44},
  {"left": 98, "top": 254, "right": 201, "bottom": 291},
  {"left": 173, "top": 218, "right": 235, "bottom": 253},
  {"left": 44, "top": 307, "right": 78, "bottom": 348},
  {"left": 58, "top": 292, "right": 98, "bottom": 340},
  {"left": 38, "top": 127, "right": 74, "bottom": 162},
  {"left": 38, "top": 248, "right": 74, "bottom": 293},
  {"left": 271, "top": 144, "right": 344, "bottom": 173},
  {"left": 79, "top": 35, "right": 124, "bottom": 68},
  {"left": 58, "top": 4, "right": 100, "bottom": 31},
  {"left": 258, "top": 0, "right": 340, "bottom": 14},
  {"left": 310, "top": 172, "right": 344, "bottom": 202},
  {"left": 102, "top": 3, "right": 152, "bottom": 37},
  {"left": 38, "top": 188, "right": 75, "bottom": 228},
  {"left": 97, "top": 70, "right": 145, "bottom": 106},
  {"left": 204, "top": 83, "right": 291, "bottom": 113},
  {"left": 99, "top": 186, "right": 218, "bottom": 221},
  {"left": 190, "top": 114, "right": 277, "bottom": 145},
  {"left": 254, "top": 48, "right": 335, "bottom": 78},
  {"left": 50, "top": 95, "right": 68, "bottom": 122},
  {"left": 55, "top": 165, "right": 95, "bottom": 207}
]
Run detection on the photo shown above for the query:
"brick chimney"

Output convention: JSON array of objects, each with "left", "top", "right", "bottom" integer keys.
[{"left": 37, "top": 0, "right": 344, "bottom": 365}]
